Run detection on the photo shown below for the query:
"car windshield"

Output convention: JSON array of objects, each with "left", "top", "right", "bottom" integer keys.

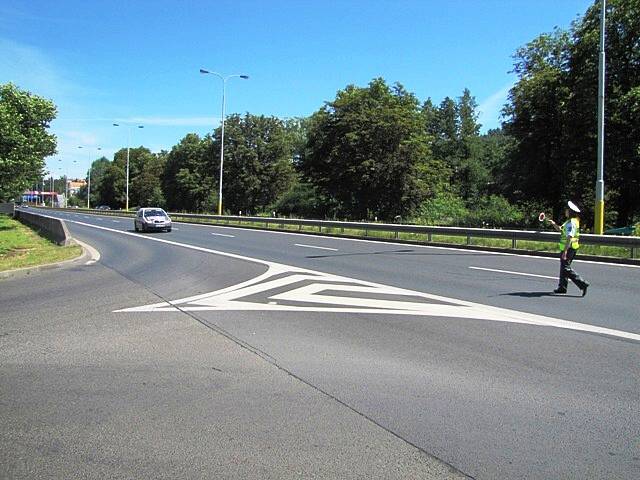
[{"left": 144, "top": 210, "right": 166, "bottom": 218}]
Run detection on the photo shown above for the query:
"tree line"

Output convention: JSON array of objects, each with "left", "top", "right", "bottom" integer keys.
[{"left": 3, "top": 0, "right": 638, "bottom": 230}]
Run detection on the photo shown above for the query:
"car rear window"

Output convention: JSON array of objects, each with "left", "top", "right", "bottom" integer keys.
[{"left": 144, "top": 210, "right": 166, "bottom": 217}]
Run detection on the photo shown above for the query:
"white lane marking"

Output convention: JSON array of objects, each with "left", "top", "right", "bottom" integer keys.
[
  {"left": 172, "top": 228, "right": 179, "bottom": 230},
  {"left": 152, "top": 219, "right": 640, "bottom": 270},
  {"left": 112, "top": 220, "right": 120, "bottom": 223},
  {"left": 73, "top": 238, "right": 101, "bottom": 265},
  {"left": 211, "top": 232, "right": 234, "bottom": 238},
  {"left": 295, "top": 243, "right": 338, "bottom": 251},
  {"left": 469, "top": 266, "right": 556, "bottom": 280},
  {"left": 114, "top": 261, "right": 640, "bottom": 343},
  {"left": 45, "top": 211, "right": 638, "bottom": 270},
  {"left": 54, "top": 218, "right": 639, "bottom": 342}
]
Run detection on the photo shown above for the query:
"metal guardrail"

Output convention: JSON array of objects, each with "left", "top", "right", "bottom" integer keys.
[{"left": 31, "top": 206, "right": 640, "bottom": 260}]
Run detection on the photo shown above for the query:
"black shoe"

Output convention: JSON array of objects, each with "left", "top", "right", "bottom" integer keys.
[
  {"left": 581, "top": 283, "right": 589, "bottom": 297},
  {"left": 553, "top": 287, "right": 567, "bottom": 294}
]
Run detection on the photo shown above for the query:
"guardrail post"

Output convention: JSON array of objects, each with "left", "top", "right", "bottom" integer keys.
[
  {"left": 318, "top": 225, "right": 322, "bottom": 233},
  {"left": 467, "top": 234, "right": 471, "bottom": 245},
  {"left": 364, "top": 228, "right": 368, "bottom": 237},
  {"left": 632, "top": 247, "right": 637, "bottom": 259},
  {"left": 512, "top": 237, "right": 517, "bottom": 249},
  {"left": 427, "top": 233, "right": 432, "bottom": 242},
  {"left": 395, "top": 230, "right": 399, "bottom": 239}
]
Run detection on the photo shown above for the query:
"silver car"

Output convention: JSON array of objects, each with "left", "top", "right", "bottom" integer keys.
[{"left": 134, "top": 208, "right": 172, "bottom": 232}]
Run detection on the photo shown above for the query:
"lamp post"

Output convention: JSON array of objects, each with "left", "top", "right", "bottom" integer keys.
[
  {"left": 595, "top": 0, "right": 606, "bottom": 234},
  {"left": 199, "top": 69, "right": 249, "bottom": 215},
  {"left": 113, "top": 123, "right": 144, "bottom": 210},
  {"left": 78, "top": 146, "right": 101, "bottom": 209}
]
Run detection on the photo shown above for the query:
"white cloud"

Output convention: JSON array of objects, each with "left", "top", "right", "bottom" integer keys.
[
  {"left": 0, "top": 38, "right": 86, "bottom": 101},
  {"left": 477, "top": 84, "right": 513, "bottom": 132}
]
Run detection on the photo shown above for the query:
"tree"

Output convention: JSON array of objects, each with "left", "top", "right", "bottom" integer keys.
[
  {"left": 303, "top": 78, "right": 444, "bottom": 220},
  {"left": 502, "top": 30, "right": 572, "bottom": 220},
  {"left": 76, "top": 156, "right": 110, "bottom": 206},
  {"left": 503, "top": 0, "right": 640, "bottom": 227},
  {"left": 98, "top": 162, "right": 125, "bottom": 208},
  {"left": 162, "top": 133, "right": 216, "bottom": 212},
  {"left": 0, "top": 83, "right": 57, "bottom": 201},
  {"left": 566, "top": 0, "right": 640, "bottom": 226},
  {"left": 220, "top": 114, "right": 297, "bottom": 214}
]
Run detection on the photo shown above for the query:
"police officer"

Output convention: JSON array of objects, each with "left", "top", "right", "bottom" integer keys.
[{"left": 547, "top": 201, "right": 589, "bottom": 296}]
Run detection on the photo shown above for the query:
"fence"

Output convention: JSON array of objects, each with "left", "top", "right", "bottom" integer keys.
[{"left": 33, "top": 206, "right": 640, "bottom": 262}]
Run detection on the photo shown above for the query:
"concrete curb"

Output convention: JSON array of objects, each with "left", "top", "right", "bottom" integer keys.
[{"left": 0, "top": 238, "right": 100, "bottom": 281}]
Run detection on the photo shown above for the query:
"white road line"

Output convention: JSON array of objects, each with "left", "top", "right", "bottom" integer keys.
[
  {"left": 211, "top": 232, "right": 234, "bottom": 238},
  {"left": 112, "top": 220, "right": 120, "bottom": 223},
  {"left": 469, "top": 266, "right": 556, "bottom": 280},
  {"left": 52, "top": 218, "right": 640, "bottom": 343},
  {"left": 295, "top": 244, "right": 338, "bottom": 251},
  {"left": 74, "top": 238, "right": 101, "bottom": 265},
  {"left": 158, "top": 220, "right": 640, "bottom": 269}
]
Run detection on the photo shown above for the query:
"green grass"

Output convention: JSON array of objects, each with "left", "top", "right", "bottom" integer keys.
[{"left": 0, "top": 214, "right": 82, "bottom": 272}]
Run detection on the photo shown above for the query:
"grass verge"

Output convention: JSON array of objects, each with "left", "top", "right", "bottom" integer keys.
[{"left": 0, "top": 214, "right": 82, "bottom": 272}]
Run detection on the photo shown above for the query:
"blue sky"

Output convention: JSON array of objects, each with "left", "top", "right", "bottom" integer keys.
[{"left": 1, "top": 0, "right": 592, "bottom": 179}]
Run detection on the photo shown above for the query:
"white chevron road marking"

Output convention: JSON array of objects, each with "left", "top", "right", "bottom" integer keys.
[{"left": 58, "top": 218, "right": 640, "bottom": 342}]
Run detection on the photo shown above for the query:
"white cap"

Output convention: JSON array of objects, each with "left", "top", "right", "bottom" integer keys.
[{"left": 568, "top": 200, "right": 580, "bottom": 213}]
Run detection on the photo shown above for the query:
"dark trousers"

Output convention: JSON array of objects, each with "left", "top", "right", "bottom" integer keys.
[{"left": 559, "top": 248, "right": 588, "bottom": 290}]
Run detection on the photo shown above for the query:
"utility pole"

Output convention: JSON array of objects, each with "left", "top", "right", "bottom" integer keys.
[{"left": 595, "top": 0, "right": 606, "bottom": 234}]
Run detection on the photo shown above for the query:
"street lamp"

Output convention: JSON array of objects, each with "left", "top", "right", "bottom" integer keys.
[
  {"left": 113, "top": 123, "right": 144, "bottom": 210},
  {"left": 200, "top": 69, "right": 249, "bottom": 215},
  {"left": 78, "top": 146, "right": 101, "bottom": 209}
]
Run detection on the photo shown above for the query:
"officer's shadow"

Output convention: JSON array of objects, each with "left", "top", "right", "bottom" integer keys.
[{"left": 501, "top": 291, "right": 582, "bottom": 298}]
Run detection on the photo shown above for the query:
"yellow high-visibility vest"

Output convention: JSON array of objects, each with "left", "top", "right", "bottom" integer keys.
[{"left": 559, "top": 218, "right": 580, "bottom": 251}]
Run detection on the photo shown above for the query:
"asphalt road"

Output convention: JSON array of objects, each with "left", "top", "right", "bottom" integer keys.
[{"left": 2, "top": 208, "right": 639, "bottom": 479}]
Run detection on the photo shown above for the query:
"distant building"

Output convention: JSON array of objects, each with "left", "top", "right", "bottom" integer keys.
[
  {"left": 22, "top": 191, "right": 63, "bottom": 207},
  {"left": 67, "top": 179, "right": 87, "bottom": 195}
]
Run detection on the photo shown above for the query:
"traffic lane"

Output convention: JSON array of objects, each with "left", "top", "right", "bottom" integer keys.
[
  {"left": 1, "top": 263, "right": 466, "bottom": 479},
  {"left": 46, "top": 211, "right": 639, "bottom": 333},
  {"left": 34, "top": 211, "right": 640, "bottom": 477},
  {"left": 158, "top": 222, "right": 639, "bottom": 334},
  {"left": 198, "top": 308, "right": 640, "bottom": 480}
]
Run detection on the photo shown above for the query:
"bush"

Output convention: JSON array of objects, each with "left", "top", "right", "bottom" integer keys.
[
  {"left": 416, "top": 191, "right": 468, "bottom": 226},
  {"left": 271, "top": 182, "right": 331, "bottom": 218},
  {"left": 464, "top": 195, "right": 524, "bottom": 228}
]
